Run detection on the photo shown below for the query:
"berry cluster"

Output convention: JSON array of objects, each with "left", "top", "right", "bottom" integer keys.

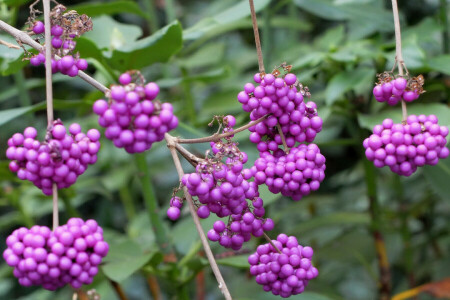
[
  {"left": 3, "top": 218, "right": 108, "bottom": 290},
  {"left": 28, "top": 4, "right": 92, "bottom": 76},
  {"left": 6, "top": 121, "right": 100, "bottom": 195},
  {"left": 363, "top": 115, "right": 449, "bottom": 176},
  {"left": 238, "top": 72, "right": 322, "bottom": 152},
  {"left": 207, "top": 206, "right": 275, "bottom": 251},
  {"left": 373, "top": 77, "right": 420, "bottom": 105},
  {"left": 253, "top": 144, "right": 326, "bottom": 201},
  {"left": 248, "top": 234, "right": 318, "bottom": 298},
  {"left": 93, "top": 72, "right": 178, "bottom": 153},
  {"left": 176, "top": 116, "right": 274, "bottom": 250}
]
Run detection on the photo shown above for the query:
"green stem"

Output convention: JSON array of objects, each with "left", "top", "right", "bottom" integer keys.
[
  {"left": 61, "top": 195, "right": 80, "bottom": 218},
  {"left": 440, "top": 0, "right": 449, "bottom": 53},
  {"left": 180, "top": 68, "right": 196, "bottom": 124},
  {"left": 134, "top": 153, "right": 169, "bottom": 253},
  {"left": 164, "top": 0, "right": 176, "bottom": 23},
  {"left": 119, "top": 185, "right": 136, "bottom": 221},
  {"left": 13, "top": 70, "right": 32, "bottom": 107},
  {"left": 142, "top": 0, "right": 159, "bottom": 33}
]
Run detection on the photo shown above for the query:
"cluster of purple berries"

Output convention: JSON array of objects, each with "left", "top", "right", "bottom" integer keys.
[
  {"left": 253, "top": 144, "right": 326, "bottom": 201},
  {"left": 373, "top": 77, "right": 419, "bottom": 105},
  {"left": 248, "top": 234, "right": 318, "bottom": 298},
  {"left": 3, "top": 218, "right": 108, "bottom": 290},
  {"left": 207, "top": 205, "right": 275, "bottom": 250},
  {"left": 30, "top": 21, "right": 88, "bottom": 76},
  {"left": 93, "top": 73, "right": 178, "bottom": 153},
  {"left": 238, "top": 73, "right": 322, "bottom": 152},
  {"left": 363, "top": 115, "right": 449, "bottom": 176},
  {"left": 6, "top": 121, "right": 100, "bottom": 195}
]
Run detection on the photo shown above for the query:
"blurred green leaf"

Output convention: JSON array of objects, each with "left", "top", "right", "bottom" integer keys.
[
  {"left": 423, "top": 157, "right": 450, "bottom": 199},
  {"left": 325, "top": 68, "right": 375, "bottom": 105},
  {"left": 70, "top": 1, "right": 150, "bottom": 20},
  {"left": 102, "top": 239, "right": 157, "bottom": 282},
  {"left": 428, "top": 55, "right": 450, "bottom": 75},
  {"left": 217, "top": 255, "right": 249, "bottom": 269},
  {"left": 108, "top": 21, "right": 183, "bottom": 71},
  {"left": 82, "top": 15, "right": 143, "bottom": 51},
  {"left": 184, "top": 0, "right": 270, "bottom": 40},
  {"left": 289, "top": 212, "right": 370, "bottom": 235}
]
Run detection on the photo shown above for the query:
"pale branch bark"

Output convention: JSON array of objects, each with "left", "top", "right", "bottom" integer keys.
[
  {"left": 0, "top": 19, "right": 109, "bottom": 94},
  {"left": 42, "top": 0, "right": 59, "bottom": 230},
  {"left": 391, "top": 0, "right": 408, "bottom": 122},
  {"left": 165, "top": 133, "right": 232, "bottom": 300},
  {"left": 177, "top": 114, "right": 270, "bottom": 144},
  {"left": 0, "top": 39, "right": 20, "bottom": 49}
]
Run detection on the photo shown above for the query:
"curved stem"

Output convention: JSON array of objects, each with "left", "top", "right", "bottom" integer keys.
[
  {"left": 165, "top": 133, "right": 232, "bottom": 300},
  {"left": 177, "top": 114, "right": 269, "bottom": 144},
  {"left": 391, "top": 0, "right": 408, "bottom": 122}
]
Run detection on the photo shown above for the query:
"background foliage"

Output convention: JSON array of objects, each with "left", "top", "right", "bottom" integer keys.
[{"left": 0, "top": 0, "right": 449, "bottom": 299}]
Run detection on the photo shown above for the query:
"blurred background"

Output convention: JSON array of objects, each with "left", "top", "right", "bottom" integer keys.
[{"left": 0, "top": 0, "right": 449, "bottom": 299}]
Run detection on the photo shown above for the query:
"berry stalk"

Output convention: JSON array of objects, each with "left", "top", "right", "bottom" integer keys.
[
  {"left": 177, "top": 114, "right": 269, "bottom": 144},
  {"left": 43, "top": 0, "right": 59, "bottom": 230},
  {"left": 165, "top": 133, "right": 232, "bottom": 300},
  {"left": 249, "top": 0, "right": 265, "bottom": 74},
  {"left": 391, "top": 0, "right": 408, "bottom": 122}
]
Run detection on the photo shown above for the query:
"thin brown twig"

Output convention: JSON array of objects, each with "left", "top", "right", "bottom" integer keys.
[
  {"left": 174, "top": 143, "right": 203, "bottom": 167},
  {"left": 249, "top": 0, "right": 265, "bottom": 73},
  {"left": 110, "top": 280, "right": 130, "bottom": 300},
  {"left": 165, "top": 133, "right": 232, "bottom": 300},
  {"left": 276, "top": 124, "right": 289, "bottom": 154},
  {"left": 262, "top": 232, "right": 282, "bottom": 254},
  {"left": 0, "top": 39, "right": 20, "bottom": 49},
  {"left": 391, "top": 0, "right": 408, "bottom": 122},
  {"left": 146, "top": 275, "right": 162, "bottom": 300},
  {"left": 177, "top": 114, "right": 270, "bottom": 144}
]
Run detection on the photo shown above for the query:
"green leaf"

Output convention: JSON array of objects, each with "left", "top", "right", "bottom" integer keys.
[
  {"left": 184, "top": 0, "right": 271, "bottom": 40},
  {"left": 101, "top": 239, "right": 157, "bottom": 282},
  {"left": 70, "top": 1, "right": 150, "bottom": 20},
  {"left": 258, "top": 185, "right": 282, "bottom": 207},
  {"left": 217, "top": 255, "right": 249, "bottom": 269},
  {"left": 289, "top": 212, "right": 370, "bottom": 235},
  {"left": 325, "top": 68, "right": 375, "bottom": 105},
  {"left": 427, "top": 55, "right": 450, "bottom": 75},
  {"left": 108, "top": 21, "right": 183, "bottom": 71},
  {"left": 177, "top": 43, "right": 226, "bottom": 69},
  {"left": 0, "top": 106, "right": 37, "bottom": 127},
  {"left": 423, "top": 157, "right": 450, "bottom": 199},
  {"left": 357, "top": 103, "right": 450, "bottom": 130},
  {"left": 294, "top": 0, "right": 348, "bottom": 21},
  {"left": 82, "top": 15, "right": 143, "bottom": 51},
  {"left": 0, "top": 34, "right": 27, "bottom": 76}
]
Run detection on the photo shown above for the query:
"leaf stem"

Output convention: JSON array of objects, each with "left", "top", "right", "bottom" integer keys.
[
  {"left": 262, "top": 232, "right": 282, "bottom": 254},
  {"left": 165, "top": 133, "right": 232, "bottom": 300},
  {"left": 110, "top": 280, "right": 130, "bottom": 300},
  {"left": 164, "top": 0, "right": 176, "bottom": 23},
  {"left": 134, "top": 152, "right": 170, "bottom": 253}
]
